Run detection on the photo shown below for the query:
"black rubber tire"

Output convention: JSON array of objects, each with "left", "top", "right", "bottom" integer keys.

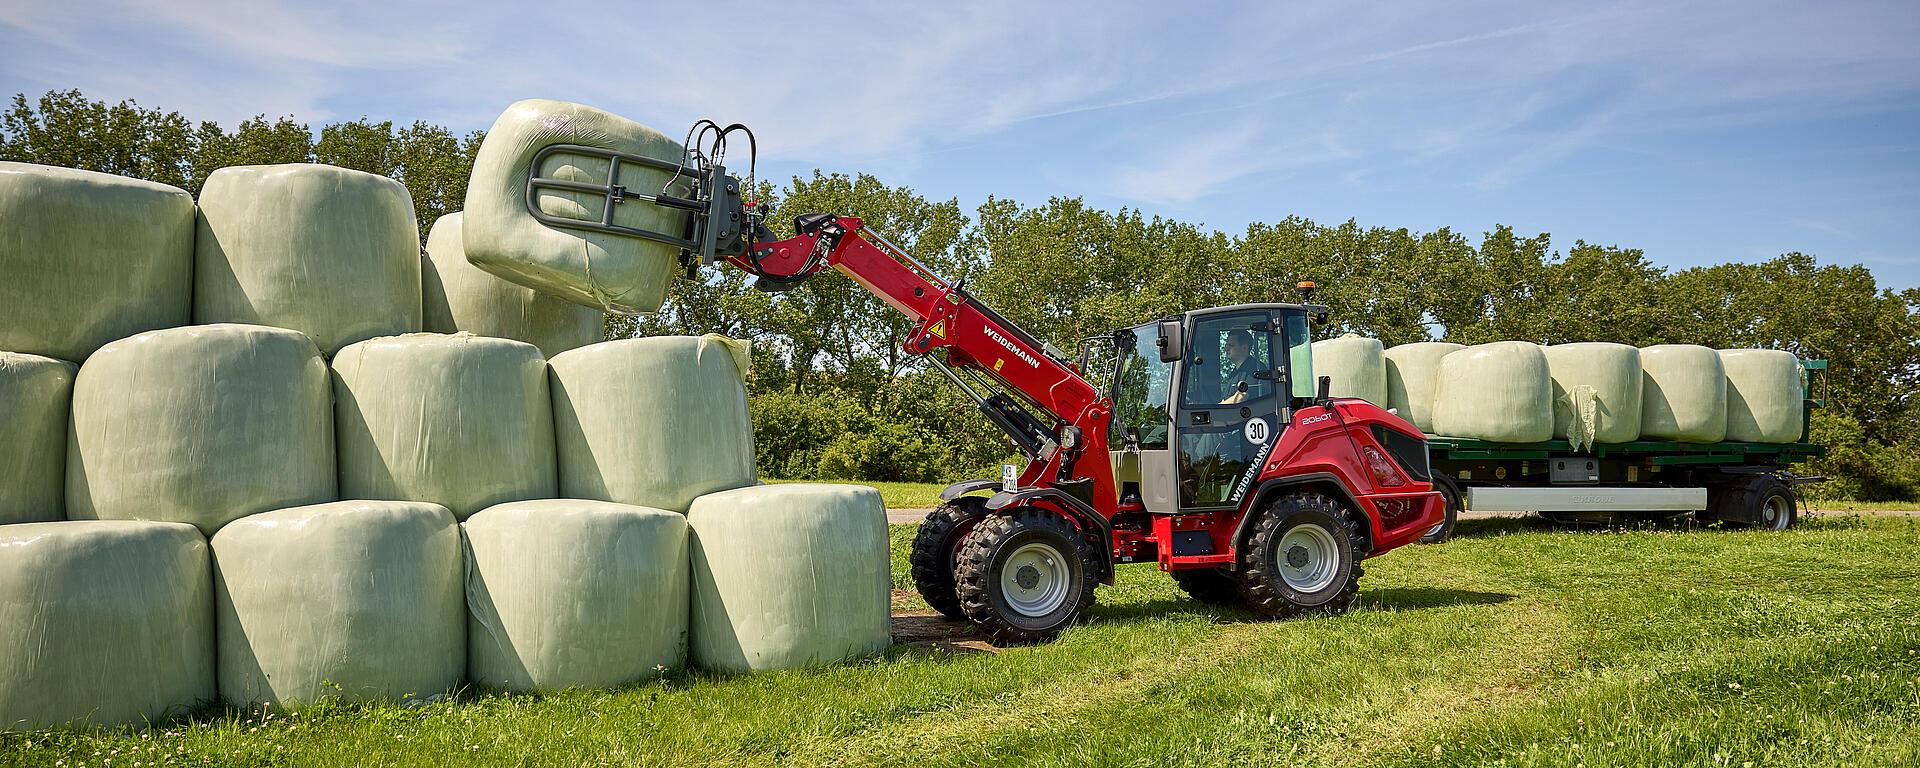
[
  {"left": 1720, "top": 476, "right": 1798, "bottom": 531},
  {"left": 954, "top": 508, "right": 1097, "bottom": 645},
  {"left": 1419, "top": 476, "right": 1463, "bottom": 544},
  {"left": 1235, "top": 492, "right": 1363, "bottom": 619},
  {"left": 909, "top": 497, "right": 989, "bottom": 619},
  {"left": 1171, "top": 568, "right": 1242, "bottom": 606}
]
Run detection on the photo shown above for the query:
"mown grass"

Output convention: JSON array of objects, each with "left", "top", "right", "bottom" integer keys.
[
  {"left": 4, "top": 516, "right": 1916, "bottom": 767},
  {"left": 768, "top": 478, "right": 947, "bottom": 509}
]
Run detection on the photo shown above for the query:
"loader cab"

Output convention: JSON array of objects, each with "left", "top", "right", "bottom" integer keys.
[{"left": 1108, "top": 303, "right": 1322, "bottom": 514}]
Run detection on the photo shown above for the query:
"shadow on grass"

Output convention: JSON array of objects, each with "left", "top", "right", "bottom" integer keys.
[{"left": 1087, "top": 586, "right": 1516, "bottom": 625}]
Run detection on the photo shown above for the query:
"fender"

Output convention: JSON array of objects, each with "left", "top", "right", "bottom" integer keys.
[
  {"left": 1233, "top": 471, "right": 1372, "bottom": 557},
  {"left": 985, "top": 487, "right": 1116, "bottom": 585},
  {"left": 938, "top": 478, "right": 1002, "bottom": 502}
]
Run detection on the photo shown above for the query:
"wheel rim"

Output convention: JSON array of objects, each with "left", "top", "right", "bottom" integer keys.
[
  {"left": 1001, "top": 542, "right": 1070, "bottom": 617},
  {"left": 1761, "top": 494, "right": 1789, "bottom": 529},
  {"left": 1277, "top": 523, "right": 1341, "bottom": 593}
]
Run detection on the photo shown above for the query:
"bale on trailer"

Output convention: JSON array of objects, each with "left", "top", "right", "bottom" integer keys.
[
  {"left": 1543, "top": 342, "right": 1643, "bottom": 449},
  {"left": 212, "top": 500, "right": 464, "bottom": 707},
  {"left": 0, "top": 352, "right": 76, "bottom": 524},
  {"left": 1429, "top": 342, "right": 1554, "bottom": 443},
  {"left": 0, "top": 521, "right": 212, "bottom": 731},
  {"left": 332, "top": 333, "right": 555, "bottom": 520},
  {"left": 1311, "top": 334, "right": 1387, "bottom": 405},
  {"left": 0, "top": 162, "right": 193, "bottom": 361},
  {"left": 1384, "top": 341, "right": 1463, "bottom": 433},
  {"left": 1721, "top": 349, "right": 1804, "bottom": 444},
  {"left": 548, "top": 335, "right": 756, "bottom": 513},
  {"left": 421, "top": 212, "right": 604, "bottom": 358},
  {"left": 66, "top": 324, "right": 335, "bottom": 536},
  {"left": 464, "top": 99, "right": 693, "bottom": 314},
  {"left": 464, "top": 500, "right": 689, "bottom": 692},
  {"left": 688, "top": 484, "right": 891, "bottom": 673},
  {"left": 1639, "top": 344, "right": 1727, "bottom": 443},
  {"left": 193, "top": 164, "right": 421, "bottom": 356}
]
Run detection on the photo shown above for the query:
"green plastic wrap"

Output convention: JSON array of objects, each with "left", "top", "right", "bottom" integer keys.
[
  {"left": 1311, "top": 334, "right": 1387, "bottom": 405},
  {"left": 193, "top": 164, "right": 422, "bottom": 355},
  {"left": 1383, "top": 342, "right": 1463, "bottom": 433},
  {"left": 688, "top": 484, "right": 891, "bottom": 673},
  {"left": 212, "top": 500, "right": 463, "bottom": 707},
  {"left": 1639, "top": 345, "right": 1727, "bottom": 443},
  {"left": 422, "top": 212, "right": 604, "bottom": 358},
  {"left": 1543, "top": 342, "right": 1643, "bottom": 449},
  {"left": 549, "top": 335, "right": 755, "bottom": 513},
  {"left": 1721, "top": 349, "right": 1804, "bottom": 444},
  {"left": 0, "top": 521, "right": 212, "bottom": 731},
  {"left": 0, "top": 162, "right": 193, "bottom": 361},
  {"left": 463, "top": 99, "right": 692, "bottom": 313},
  {"left": 1429, "top": 342, "right": 1553, "bottom": 443},
  {"left": 332, "top": 333, "right": 555, "bottom": 520},
  {"left": 66, "top": 324, "right": 336, "bottom": 536},
  {"left": 0, "top": 352, "right": 75, "bottom": 524},
  {"left": 464, "top": 500, "right": 688, "bottom": 692}
]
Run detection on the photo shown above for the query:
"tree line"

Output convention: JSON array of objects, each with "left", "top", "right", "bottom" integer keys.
[{"left": 7, "top": 89, "right": 1917, "bottom": 500}]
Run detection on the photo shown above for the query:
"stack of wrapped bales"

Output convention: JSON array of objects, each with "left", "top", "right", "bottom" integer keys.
[
  {"left": 1542, "top": 343, "right": 1643, "bottom": 449},
  {"left": 0, "top": 353, "right": 75, "bottom": 524},
  {"left": 1640, "top": 344, "right": 1727, "bottom": 443},
  {"left": 1383, "top": 342, "right": 1462, "bottom": 432},
  {"left": 1311, "top": 334, "right": 1387, "bottom": 404},
  {"left": 1429, "top": 342, "right": 1554, "bottom": 443},
  {"left": 463, "top": 99, "right": 693, "bottom": 314},
  {"left": 421, "top": 212, "right": 604, "bottom": 358},
  {"left": 1721, "top": 349, "right": 1804, "bottom": 443}
]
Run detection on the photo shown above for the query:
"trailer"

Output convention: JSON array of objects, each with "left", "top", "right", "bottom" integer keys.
[{"left": 1418, "top": 360, "right": 1828, "bottom": 538}]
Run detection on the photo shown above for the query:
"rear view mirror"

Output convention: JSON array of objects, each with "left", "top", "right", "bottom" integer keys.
[
  {"left": 1316, "top": 375, "right": 1332, "bottom": 405},
  {"left": 1156, "top": 321, "right": 1184, "bottom": 363}
]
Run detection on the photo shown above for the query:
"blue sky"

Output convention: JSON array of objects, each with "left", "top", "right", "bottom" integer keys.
[{"left": 4, "top": 1, "right": 1918, "bottom": 287}]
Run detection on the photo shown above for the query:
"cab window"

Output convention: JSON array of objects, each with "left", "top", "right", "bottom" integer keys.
[
  {"left": 1111, "top": 327, "right": 1171, "bottom": 449},
  {"left": 1181, "top": 312, "right": 1274, "bottom": 406}
]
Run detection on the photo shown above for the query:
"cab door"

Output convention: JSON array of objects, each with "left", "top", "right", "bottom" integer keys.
[{"left": 1171, "top": 309, "right": 1283, "bottom": 511}]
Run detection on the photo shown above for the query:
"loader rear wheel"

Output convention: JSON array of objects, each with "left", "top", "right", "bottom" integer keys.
[
  {"left": 1172, "top": 568, "right": 1242, "bottom": 606},
  {"left": 1236, "top": 492, "right": 1362, "bottom": 619},
  {"left": 909, "top": 497, "right": 989, "bottom": 619},
  {"left": 954, "top": 508, "right": 1096, "bottom": 645}
]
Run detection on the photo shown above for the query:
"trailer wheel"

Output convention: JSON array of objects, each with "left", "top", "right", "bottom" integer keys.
[
  {"left": 1171, "top": 568, "right": 1242, "bottom": 606},
  {"left": 909, "top": 497, "right": 989, "bottom": 619},
  {"left": 1236, "top": 492, "right": 1362, "bottom": 619},
  {"left": 954, "top": 507, "right": 1097, "bottom": 645},
  {"left": 1420, "top": 476, "right": 1463, "bottom": 544},
  {"left": 1717, "top": 476, "right": 1798, "bottom": 532}
]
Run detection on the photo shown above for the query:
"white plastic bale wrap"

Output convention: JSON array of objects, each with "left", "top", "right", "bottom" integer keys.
[
  {"left": 463, "top": 99, "right": 692, "bottom": 313},
  {"left": 193, "top": 164, "right": 422, "bottom": 355},
  {"left": 0, "top": 521, "right": 212, "bottom": 731},
  {"left": 66, "top": 324, "right": 336, "bottom": 536},
  {"left": 1310, "top": 334, "right": 1387, "bottom": 404},
  {"left": 0, "top": 352, "right": 76, "bottom": 524},
  {"left": 1720, "top": 349, "right": 1804, "bottom": 443},
  {"left": 212, "top": 500, "right": 463, "bottom": 707},
  {"left": 422, "top": 212, "right": 604, "bottom": 358},
  {"left": 0, "top": 162, "right": 193, "bottom": 361},
  {"left": 1543, "top": 343, "right": 1643, "bottom": 449},
  {"left": 688, "top": 484, "right": 891, "bottom": 673},
  {"left": 1384, "top": 342, "right": 1463, "bottom": 432},
  {"left": 332, "top": 333, "right": 556, "bottom": 520},
  {"left": 464, "top": 500, "right": 688, "bottom": 692},
  {"left": 1639, "top": 345, "right": 1727, "bottom": 443},
  {"left": 549, "top": 335, "right": 755, "bottom": 513},
  {"left": 1429, "top": 342, "right": 1554, "bottom": 443}
]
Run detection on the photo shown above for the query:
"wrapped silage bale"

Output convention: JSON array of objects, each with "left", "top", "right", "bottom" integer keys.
[
  {"left": 1721, "top": 349, "right": 1804, "bottom": 443},
  {"left": 1310, "top": 334, "right": 1387, "bottom": 404},
  {"left": 1639, "top": 344, "right": 1727, "bottom": 443},
  {"left": 1384, "top": 342, "right": 1463, "bottom": 432},
  {"left": 1543, "top": 342, "right": 1643, "bottom": 449},
  {"left": 67, "top": 324, "right": 335, "bottom": 536},
  {"left": 194, "top": 164, "right": 422, "bottom": 355},
  {"left": 465, "top": 500, "right": 689, "bottom": 692},
  {"left": 464, "top": 99, "right": 693, "bottom": 313},
  {"left": 688, "top": 484, "right": 891, "bottom": 673},
  {"left": 1429, "top": 342, "right": 1553, "bottom": 443},
  {"left": 332, "top": 333, "right": 555, "bottom": 519},
  {"left": 212, "top": 500, "right": 463, "bottom": 707},
  {"left": 0, "top": 521, "right": 212, "bottom": 731},
  {"left": 549, "top": 335, "right": 756, "bottom": 512},
  {"left": 0, "top": 352, "right": 76, "bottom": 524},
  {"left": 422, "top": 212, "right": 605, "bottom": 358},
  {"left": 0, "top": 162, "right": 193, "bottom": 361}
]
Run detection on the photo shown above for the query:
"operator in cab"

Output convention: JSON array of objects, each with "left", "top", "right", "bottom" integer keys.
[{"left": 1220, "top": 329, "right": 1269, "bottom": 404}]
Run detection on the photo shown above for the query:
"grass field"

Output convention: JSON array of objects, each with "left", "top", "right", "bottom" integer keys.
[
  {"left": 4, "top": 516, "right": 1917, "bottom": 767},
  {"left": 767, "top": 478, "right": 947, "bottom": 509}
]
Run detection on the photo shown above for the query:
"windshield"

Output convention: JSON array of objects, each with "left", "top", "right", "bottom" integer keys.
[{"left": 1112, "top": 326, "right": 1172, "bottom": 449}]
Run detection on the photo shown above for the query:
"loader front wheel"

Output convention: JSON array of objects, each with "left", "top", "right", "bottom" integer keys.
[
  {"left": 954, "top": 507, "right": 1096, "bottom": 645},
  {"left": 909, "top": 497, "right": 989, "bottom": 619},
  {"left": 1236, "top": 492, "right": 1362, "bottom": 619}
]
